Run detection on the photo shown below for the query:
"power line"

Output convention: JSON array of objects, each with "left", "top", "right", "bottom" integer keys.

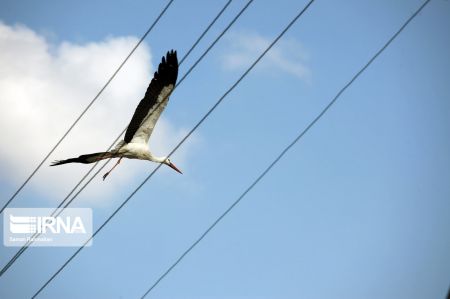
[
  {"left": 140, "top": 0, "right": 431, "bottom": 297},
  {"left": 0, "top": 0, "right": 237, "bottom": 278},
  {"left": 31, "top": 0, "right": 313, "bottom": 296},
  {"left": 0, "top": 0, "right": 175, "bottom": 215},
  {"left": 179, "top": 0, "right": 232, "bottom": 65},
  {"left": 32, "top": 0, "right": 430, "bottom": 296}
]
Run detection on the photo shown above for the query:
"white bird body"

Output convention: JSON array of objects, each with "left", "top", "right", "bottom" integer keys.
[
  {"left": 115, "top": 142, "right": 164, "bottom": 163},
  {"left": 51, "top": 50, "right": 182, "bottom": 178}
]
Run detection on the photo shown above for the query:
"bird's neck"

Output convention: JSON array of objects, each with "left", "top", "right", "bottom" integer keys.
[{"left": 149, "top": 155, "right": 167, "bottom": 163}]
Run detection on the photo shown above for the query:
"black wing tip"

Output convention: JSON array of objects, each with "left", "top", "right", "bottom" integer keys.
[
  {"left": 50, "top": 158, "right": 76, "bottom": 166},
  {"left": 164, "top": 49, "right": 178, "bottom": 67},
  {"left": 154, "top": 49, "right": 178, "bottom": 85},
  {"left": 50, "top": 152, "right": 109, "bottom": 166},
  {"left": 162, "top": 50, "right": 176, "bottom": 62},
  {"left": 50, "top": 160, "right": 64, "bottom": 166},
  {"left": 163, "top": 50, "right": 177, "bottom": 64}
]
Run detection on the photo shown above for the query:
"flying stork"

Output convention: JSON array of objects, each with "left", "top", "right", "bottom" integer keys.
[{"left": 51, "top": 50, "right": 182, "bottom": 180}]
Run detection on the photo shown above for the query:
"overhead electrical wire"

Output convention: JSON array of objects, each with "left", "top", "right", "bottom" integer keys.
[
  {"left": 0, "top": 0, "right": 175, "bottom": 215},
  {"left": 30, "top": 0, "right": 429, "bottom": 296},
  {"left": 30, "top": 0, "right": 316, "bottom": 297},
  {"left": 140, "top": 0, "right": 431, "bottom": 297}
]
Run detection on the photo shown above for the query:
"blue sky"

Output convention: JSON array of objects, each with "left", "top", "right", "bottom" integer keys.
[{"left": 0, "top": 0, "right": 449, "bottom": 298}]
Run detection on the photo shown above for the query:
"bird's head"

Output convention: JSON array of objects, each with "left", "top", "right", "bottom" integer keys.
[{"left": 163, "top": 158, "right": 182, "bottom": 174}]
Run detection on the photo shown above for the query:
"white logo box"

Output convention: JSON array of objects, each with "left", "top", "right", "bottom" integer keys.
[{"left": 3, "top": 208, "right": 93, "bottom": 247}]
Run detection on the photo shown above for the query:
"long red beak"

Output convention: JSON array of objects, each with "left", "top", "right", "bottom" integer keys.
[{"left": 168, "top": 162, "right": 182, "bottom": 174}]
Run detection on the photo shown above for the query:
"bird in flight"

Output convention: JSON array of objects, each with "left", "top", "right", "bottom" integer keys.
[{"left": 51, "top": 50, "right": 182, "bottom": 180}]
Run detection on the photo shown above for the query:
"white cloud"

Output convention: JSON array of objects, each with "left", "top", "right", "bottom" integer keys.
[
  {"left": 0, "top": 22, "right": 195, "bottom": 205},
  {"left": 221, "top": 31, "right": 311, "bottom": 83}
]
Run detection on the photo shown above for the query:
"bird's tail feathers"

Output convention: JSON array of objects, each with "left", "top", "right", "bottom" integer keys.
[{"left": 50, "top": 152, "right": 114, "bottom": 166}]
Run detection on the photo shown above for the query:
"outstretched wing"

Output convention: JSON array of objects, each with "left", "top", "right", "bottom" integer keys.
[
  {"left": 50, "top": 152, "right": 115, "bottom": 166},
  {"left": 124, "top": 50, "right": 178, "bottom": 145}
]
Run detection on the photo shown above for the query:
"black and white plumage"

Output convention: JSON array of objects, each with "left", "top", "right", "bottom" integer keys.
[{"left": 51, "top": 50, "right": 182, "bottom": 179}]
